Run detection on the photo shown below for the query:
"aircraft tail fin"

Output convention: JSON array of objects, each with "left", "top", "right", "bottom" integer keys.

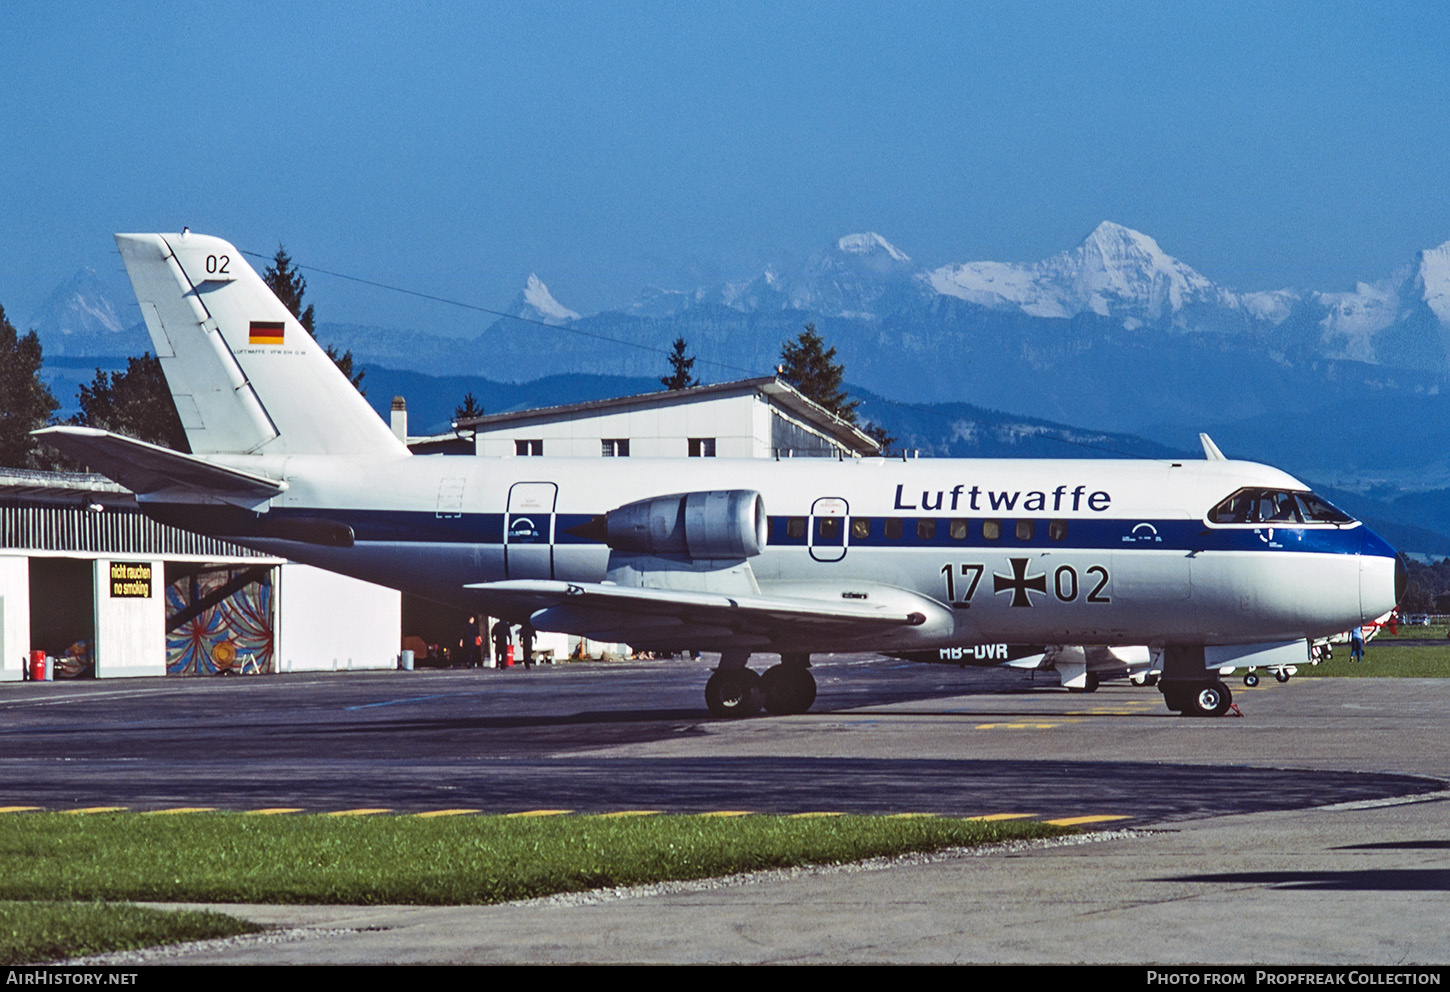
[{"left": 114, "top": 232, "right": 406, "bottom": 457}]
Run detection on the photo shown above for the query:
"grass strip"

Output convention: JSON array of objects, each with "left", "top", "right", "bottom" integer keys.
[
  {"left": 1300, "top": 643, "right": 1450, "bottom": 678},
  {"left": 0, "top": 811, "right": 1071, "bottom": 906},
  {"left": 0, "top": 900, "right": 257, "bottom": 966}
]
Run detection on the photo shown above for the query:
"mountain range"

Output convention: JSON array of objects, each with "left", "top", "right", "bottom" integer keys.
[{"left": 20, "top": 223, "right": 1450, "bottom": 552}]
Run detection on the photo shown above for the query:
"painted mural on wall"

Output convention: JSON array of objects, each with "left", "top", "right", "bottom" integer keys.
[{"left": 165, "top": 569, "right": 274, "bottom": 675}]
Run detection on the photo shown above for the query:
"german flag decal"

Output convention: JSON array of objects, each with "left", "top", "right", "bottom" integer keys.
[{"left": 249, "top": 320, "right": 285, "bottom": 345}]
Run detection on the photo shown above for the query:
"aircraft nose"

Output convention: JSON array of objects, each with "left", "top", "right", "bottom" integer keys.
[{"left": 1359, "top": 528, "right": 1404, "bottom": 622}]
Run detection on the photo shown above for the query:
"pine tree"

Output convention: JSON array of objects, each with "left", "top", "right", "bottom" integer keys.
[
  {"left": 0, "top": 304, "right": 60, "bottom": 467},
  {"left": 453, "top": 391, "right": 485, "bottom": 421},
  {"left": 73, "top": 353, "right": 188, "bottom": 452},
  {"left": 261, "top": 245, "right": 314, "bottom": 334},
  {"left": 263, "top": 244, "right": 366, "bottom": 395},
  {"left": 660, "top": 337, "right": 699, "bottom": 390},
  {"left": 863, "top": 421, "right": 896, "bottom": 455},
  {"left": 778, "top": 323, "right": 858, "bottom": 424}
]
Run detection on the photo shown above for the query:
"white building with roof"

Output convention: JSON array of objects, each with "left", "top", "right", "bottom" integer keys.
[{"left": 417, "top": 376, "right": 880, "bottom": 460}]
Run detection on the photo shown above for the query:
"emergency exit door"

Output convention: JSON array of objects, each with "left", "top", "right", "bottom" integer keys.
[
  {"left": 809, "top": 496, "right": 849, "bottom": 562},
  {"left": 505, "top": 482, "right": 557, "bottom": 579}
]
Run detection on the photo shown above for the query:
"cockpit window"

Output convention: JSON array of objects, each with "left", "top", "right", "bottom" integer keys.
[{"left": 1208, "top": 488, "right": 1354, "bottom": 525}]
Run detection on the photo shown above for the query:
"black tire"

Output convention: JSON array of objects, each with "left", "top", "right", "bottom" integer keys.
[
  {"left": 761, "top": 665, "right": 818, "bottom": 715},
  {"left": 1243, "top": 672, "right": 1260, "bottom": 687},
  {"left": 1188, "top": 680, "right": 1233, "bottom": 717},
  {"left": 1160, "top": 684, "right": 1189, "bottom": 712},
  {"left": 1275, "top": 669, "right": 1291, "bottom": 684},
  {"left": 705, "top": 669, "right": 761, "bottom": 718}
]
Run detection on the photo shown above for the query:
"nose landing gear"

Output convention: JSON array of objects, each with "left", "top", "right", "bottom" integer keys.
[{"left": 1162, "top": 678, "right": 1234, "bottom": 717}]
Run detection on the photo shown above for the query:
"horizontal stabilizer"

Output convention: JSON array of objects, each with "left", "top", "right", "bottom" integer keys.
[{"left": 33, "top": 426, "right": 286, "bottom": 504}]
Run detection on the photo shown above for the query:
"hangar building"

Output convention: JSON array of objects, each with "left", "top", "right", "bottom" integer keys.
[{"left": 0, "top": 468, "right": 399, "bottom": 681}]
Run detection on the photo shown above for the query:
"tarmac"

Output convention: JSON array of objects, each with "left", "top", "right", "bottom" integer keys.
[{"left": 64, "top": 675, "right": 1450, "bottom": 966}]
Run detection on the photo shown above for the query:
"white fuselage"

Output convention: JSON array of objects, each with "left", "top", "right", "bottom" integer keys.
[{"left": 180, "top": 451, "right": 1401, "bottom": 654}]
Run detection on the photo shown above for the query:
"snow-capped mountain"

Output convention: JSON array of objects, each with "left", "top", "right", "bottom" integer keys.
[
  {"left": 1313, "top": 244, "right": 1450, "bottom": 368},
  {"left": 626, "top": 232, "right": 922, "bottom": 320},
  {"left": 511, "top": 274, "right": 580, "bottom": 326},
  {"left": 25, "top": 266, "right": 148, "bottom": 357},
  {"left": 926, "top": 221, "right": 1236, "bottom": 328}
]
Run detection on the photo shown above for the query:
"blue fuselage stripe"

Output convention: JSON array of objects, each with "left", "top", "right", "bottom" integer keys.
[{"left": 259, "top": 508, "right": 1377, "bottom": 557}]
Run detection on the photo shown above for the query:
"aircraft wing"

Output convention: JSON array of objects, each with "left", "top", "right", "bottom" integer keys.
[
  {"left": 466, "top": 579, "right": 931, "bottom": 648},
  {"left": 33, "top": 426, "right": 287, "bottom": 503}
]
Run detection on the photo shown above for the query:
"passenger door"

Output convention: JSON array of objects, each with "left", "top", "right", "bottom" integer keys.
[{"left": 505, "top": 482, "right": 557, "bottom": 579}]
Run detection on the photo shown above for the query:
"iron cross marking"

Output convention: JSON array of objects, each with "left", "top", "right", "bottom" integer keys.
[{"left": 993, "top": 557, "right": 1047, "bottom": 608}]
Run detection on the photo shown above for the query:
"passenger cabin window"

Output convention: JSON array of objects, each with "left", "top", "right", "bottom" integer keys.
[
  {"left": 851, "top": 518, "right": 871, "bottom": 539},
  {"left": 1015, "top": 519, "right": 1034, "bottom": 541},
  {"left": 949, "top": 519, "right": 968, "bottom": 540},
  {"left": 917, "top": 519, "right": 936, "bottom": 540},
  {"left": 688, "top": 437, "right": 716, "bottom": 457},
  {"left": 818, "top": 517, "right": 842, "bottom": 540},
  {"left": 1048, "top": 520, "right": 1069, "bottom": 541},
  {"left": 884, "top": 518, "right": 904, "bottom": 540},
  {"left": 1208, "top": 488, "right": 1353, "bottom": 525},
  {"left": 601, "top": 439, "right": 630, "bottom": 457},
  {"left": 982, "top": 519, "right": 1001, "bottom": 541},
  {"left": 786, "top": 517, "right": 807, "bottom": 539},
  {"left": 515, "top": 439, "right": 543, "bottom": 456}
]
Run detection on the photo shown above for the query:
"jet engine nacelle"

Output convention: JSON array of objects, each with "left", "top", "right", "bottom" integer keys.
[{"left": 603, "top": 490, "right": 767, "bottom": 559}]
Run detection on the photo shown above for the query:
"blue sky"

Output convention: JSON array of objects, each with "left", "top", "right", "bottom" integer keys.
[{"left": 3, "top": 0, "right": 1449, "bottom": 331}]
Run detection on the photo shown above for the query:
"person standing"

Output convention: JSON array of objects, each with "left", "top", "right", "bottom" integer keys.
[
  {"left": 461, "top": 615, "right": 483, "bottom": 668},
  {"left": 1350, "top": 626, "right": 1365, "bottom": 663},
  {"left": 519, "top": 625, "right": 536, "bottom": 669},
  {"left": 491, "top": 620, "right": 512, "bottom": 668}
]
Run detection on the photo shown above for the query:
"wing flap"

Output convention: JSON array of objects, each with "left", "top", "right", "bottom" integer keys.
[
  {"left": 465, "top": 579, "right": 931, "bottom": 649},
  {"left": 32, "top": 426, "right": 286, "bottom": 504}
]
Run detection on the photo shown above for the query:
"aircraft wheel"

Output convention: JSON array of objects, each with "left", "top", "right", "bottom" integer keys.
[
  {"left": 761, "top": 665, "right": 817, "bottom": 715},
  {"left": 705, "top": 669, "right": 761, "bottom": 718},
  {"left": 1187, "top": 680, "right": 1232, "bottom": 717},
  {"left": 1066, "top": 673, "right": 1100, "bottom": 694},
  {"left": 1243, "top": 672, "right": 1260, "bottom": 688},
  {"left": 1275, "top": 669, "right": 1291, "bottom": 684}
]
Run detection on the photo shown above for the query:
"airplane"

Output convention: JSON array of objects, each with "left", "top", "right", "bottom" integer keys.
[
  {"left": 35, "top": 232, "right": 1407, "bottom": 719},
  {"left": 890, "top": 643, "right": 1156, "bottom": 692}
]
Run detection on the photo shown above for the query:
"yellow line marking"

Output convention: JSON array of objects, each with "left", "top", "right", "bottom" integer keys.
[
  {"left": 504, "top": 809, "right": 572, "bottom": 818},
  {"left": 247, "top": 808, "right": 305, "bottom": 815},
  {"left": 699, "top": 810, "right": 753, "bottom": 818},
  {"left": 975, "top": 722, "right": 1063, "bottom": 729},
  {"left": 886, "top": 812, "right": 937, "bottom": 819},
  {"left": 146, "top": 807, "right": 217, "bottom": 815},
  {"left": 412, "top": 809, "right": 480, "bottom": 818},
  {"left": 599, "top": 810, "right": 662, "bottom": 818},
  {"left": 325, "top": 808, "right": 392, "bottom": 817},
  {"left": 788, "top": 811, "right": 845, "bottom": 818},
  {"left": 963, "top": 813, "right": 1035, "bottom": 822},
  {"left": 1066, "top": 710, "right": 1142, "bottom": 716},
  {"left": 0, "top": 807, "right": 43, "bottom": 813},
  {"left": 1045, "top": 814, "right": 1132, "bottom": 827},
  {"left": 63, "top": 807, "right": 127, "bottom": 814}
]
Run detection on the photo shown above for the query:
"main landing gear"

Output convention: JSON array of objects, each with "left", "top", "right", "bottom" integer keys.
[
  {"left": 704, "top": 651, "right": 816, "bottom": 718},
  {"left": 1160, "top": 678, "right": 1233, "bottom": 717}
]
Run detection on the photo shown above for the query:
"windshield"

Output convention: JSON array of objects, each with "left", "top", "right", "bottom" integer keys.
[{"left": 1207, "top": 487, "right": 1355, "bottom": 525}]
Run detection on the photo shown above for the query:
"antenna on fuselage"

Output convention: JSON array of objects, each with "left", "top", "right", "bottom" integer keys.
[{"left": 1199, "top": 433, "right": 1227, "bottom": 461}]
